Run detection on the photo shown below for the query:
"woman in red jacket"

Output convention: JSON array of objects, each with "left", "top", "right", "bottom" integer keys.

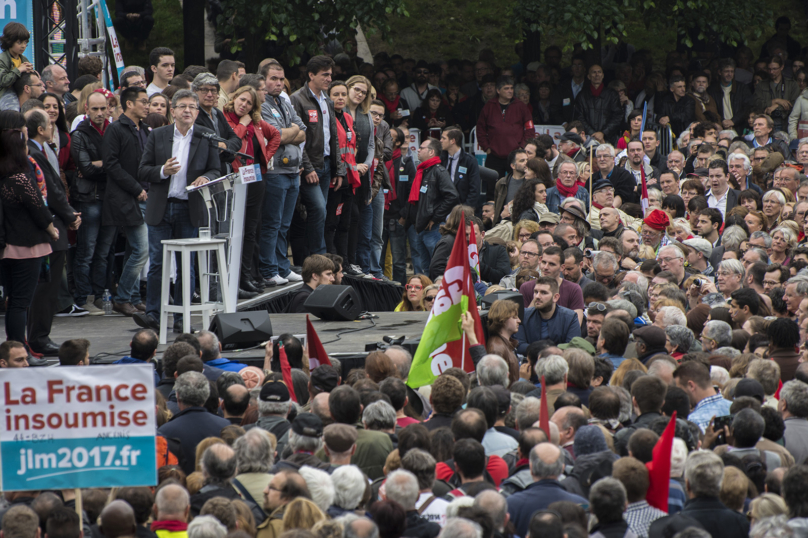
[{"left": 223, "top": 86, "right": 280, "bottom": 296}]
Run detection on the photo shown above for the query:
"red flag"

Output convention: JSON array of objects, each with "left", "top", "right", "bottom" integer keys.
[
  {"left": 645, "top": 411, "right": 676, "bottom": 512},
  {"left": 306, "top": 315, "right": 332, "bottom": 369},
  {"left": 775, "top": 378, "right": 783, "bottom": 401},
  {"left": 278, "top": 343, "right": 297, "bottom": 403},
  {"left": 539, "top": 375, "right": 550, "bottom": 439}
]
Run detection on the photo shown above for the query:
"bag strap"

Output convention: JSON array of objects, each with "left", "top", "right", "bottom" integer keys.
[
  {"left": 418, "top": 496, "right": 437, "bottom": 515},
  {"left": 232, "top": 477, "right": 259, "bottom": 506}
]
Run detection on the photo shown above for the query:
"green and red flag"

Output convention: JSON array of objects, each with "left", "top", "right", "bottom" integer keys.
[{"left": 407, "top": 219, "right": 485, "bottom": 389}]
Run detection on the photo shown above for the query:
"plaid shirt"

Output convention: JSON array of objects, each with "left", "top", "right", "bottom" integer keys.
[
  {"left": 625, "top": 500, "right": 667, "bottom": 538},
  {"left": 688, "top": 393, "right": 732, "bottom": 433}
]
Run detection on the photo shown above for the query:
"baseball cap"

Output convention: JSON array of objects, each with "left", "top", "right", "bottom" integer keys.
[
  {"left": 259, "top": 382, "right": 290, "bottom": 402},
  {"left": 311, "top": 365, "right": 340, "bottom": 393},
  {"left": 291, "top": 413, "right": 323, "bottom": 438},
  {"left": 683, "top": 237, "right": 713, "bottom": 258},
  {"left": 539, "top": 213, "right": 560, "bottom": 225},
  {"left": 558, "top": 336, "right": 597, "bottom": 355},
  {"left": 323, "top": 423, "right": 358, "bottom": 452},
  {"left": 592, "top": 179, "right": 613, "bottom": 193},
  {"left": 735, "top": 378, "right": 765, "bottom": 403},
  {"left": 559, "top": 132, "right": 584, "bottom": 145}
]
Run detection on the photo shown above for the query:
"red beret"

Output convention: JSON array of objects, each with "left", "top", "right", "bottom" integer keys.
[{"left": 643, "top": 209, "right": 670, "bottom": 231}]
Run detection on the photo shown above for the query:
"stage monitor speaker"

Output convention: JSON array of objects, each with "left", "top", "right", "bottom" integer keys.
[
  {"left": 304, "top": 285, "right": 364, "bottom": 321},
  {"left": 479, "top": 290, "right": 525, "bottom": 321},
  {"left": 209, "top": 311, "right": 273, "bottom": 349}
]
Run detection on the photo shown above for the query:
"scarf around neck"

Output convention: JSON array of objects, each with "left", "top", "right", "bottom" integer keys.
[
  {"left": 555, "top": 178, "right": 579, "bottom": 199},
  {"left": 408, "top": 156, "right": 442, "bottom": 204},
  {"left": 226, "top": 111, "right": 256, "bottom": 165}
]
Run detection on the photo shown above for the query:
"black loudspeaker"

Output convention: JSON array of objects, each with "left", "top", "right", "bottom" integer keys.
[
  {"left": 479, "top": 290, "right": 525, "bottom": 321},
  {"left": 304, "top": 285, "right": 364, "bottom": 321},
  {"left": 209, "top": 312, "right": 273, "bottom": 349}
]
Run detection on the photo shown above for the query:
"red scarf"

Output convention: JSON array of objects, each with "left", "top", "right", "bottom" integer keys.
[
  {"left": 565, "top": 147, "right": 579, "bottom": 158},
  {"left": 593, "top": 201, "right": 604, "bottom": 210},
  {"left": 385, "top": 148, "right": 402, "bottom": 210},
  {"left": 225, "top": 112, "right": 255, "bottom": 165},
  {"left": 555, "top": 178, "right": 579, "bottom": 199},
  {"left": 91, "top": 119, "right": 109, "bottom": 136},
  {"left": 590, "top": 84, "right": 604, "bottom": 97},
  {"left": 408, "top": 156, "right": 442, "bottom": 204},
  {"left": 379, "top": 94, "right": 401, "bottom": 115},
  {"left": 151, "top": 521, "right": 188, "bottom": 532}
]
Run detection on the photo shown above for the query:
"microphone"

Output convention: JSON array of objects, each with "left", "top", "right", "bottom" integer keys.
[{"left": 194, "top": 130, "right": 226, "bottom": 142}]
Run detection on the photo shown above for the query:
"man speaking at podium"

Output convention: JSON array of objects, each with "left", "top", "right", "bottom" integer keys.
[{"left": 133, "top": 89, "right": 221, "bottom": 333}]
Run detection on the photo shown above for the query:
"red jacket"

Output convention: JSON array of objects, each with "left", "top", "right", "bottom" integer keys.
[
  {"left": 225, "top": 116, "right": 281, "bottom": 175},
  {"left": 476, "top": 99, "right": 533, "bottom": 158},
  {"left": 335, "top": 110, "right": 361, "bottom": 190}
]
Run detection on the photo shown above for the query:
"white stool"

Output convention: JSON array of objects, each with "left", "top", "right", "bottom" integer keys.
[{"left": 159, "top": 238, "right": 231, "bottom": 344}]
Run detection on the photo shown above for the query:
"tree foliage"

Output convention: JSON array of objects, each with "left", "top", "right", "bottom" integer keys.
[
  {"left": 217, "top": 0, "right": 408, "bottom": 68},
  {"left": 514, "top": 0, "right": 772, "bottom": 52}
]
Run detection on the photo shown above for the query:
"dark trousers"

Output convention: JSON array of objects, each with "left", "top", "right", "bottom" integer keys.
[
  {"left": 483, "top": 154, "right": 508, "bottom": 197},
  {"left": 325, "top": 186, "right": 353, "bottom": 260},
  {"left": 1, "top": 256, "right": 44, "bottom": 347},
  {"left": 241, "top": 180, "right": 265, "bottom": 283},
  {"left": 28, "top": 249, "right": 66, "bottom": 349}
]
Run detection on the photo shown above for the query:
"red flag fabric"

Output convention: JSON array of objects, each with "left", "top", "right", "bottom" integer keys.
[
  {"left": 775, "top": 378, "right": 783, "bottom": 400},
  {"left": 306, "top": 315, "right": 332, "bottom": 369},
  {"left": 646, "top": 411, "right": 676, "bottom": 512},
  {"left": 539, "top": 375, "right": 550, "bottom": 439},
  {"left": 278, "top": 343, "right": 297, "bottom": 403}
]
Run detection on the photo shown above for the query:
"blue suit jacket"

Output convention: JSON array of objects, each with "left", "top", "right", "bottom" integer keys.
[
  {"left": 515, "top": 305, "right": 581, "bottom": 354},
  {"left": 507, "top": 480, "right": 588, "bottom": 538}
]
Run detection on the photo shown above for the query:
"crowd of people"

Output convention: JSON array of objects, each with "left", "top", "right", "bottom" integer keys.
[{"left": 6, "top": 9, "right": 808, "bottom": 538}]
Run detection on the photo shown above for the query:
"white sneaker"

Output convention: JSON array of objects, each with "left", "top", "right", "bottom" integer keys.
[
  {"left": 267, "top": 274, "right": 289, "bottom": 285},
  {"left": 285, "top": 271, "right": 303, "bottom": 282}
]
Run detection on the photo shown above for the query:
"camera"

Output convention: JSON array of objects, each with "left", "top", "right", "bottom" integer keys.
[{"left": 693, "top": 279, "right": 702, "bottom": 287}]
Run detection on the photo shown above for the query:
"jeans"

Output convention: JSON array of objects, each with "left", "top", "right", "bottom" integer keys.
[
  {"left": 407, "top": 225, "right": 426, "bottom": 275},
  {"left": 417, "top": 226, "right": 441, "bottom": 271},
  {"left": 1, "top": 256, "right": 43, "bottom": 346},
  {"left": 119, "top": 201, "right": 148, "bottom": 305},
  {"left": 370, "top": 190, "right": 384, "bottom": 276},
  {"left": 115, "top": 218, "right": 148, "bottom": 304},
  {"left": 145, "top": 201, "right": 197, "bottom": 324},
  {"left": 293, "top": 160, "right": 330, "bottom": 258},
  {"left": 384, "top": 218, "right": 408, "bottom": 284},
  {"left": 259, "top": 173, "right": 299, "bottom": 278},
  {"left": 355, "top": 195, "right": 374, "bottom": 273},
  {"left": 72, "top": 200, "right": 116, "bottom": 305}
]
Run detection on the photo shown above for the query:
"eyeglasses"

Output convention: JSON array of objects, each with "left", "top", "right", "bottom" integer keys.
[
  {"left": 406, "top": 284, "right": 423, "bottom": 291},
  {"left": 370, "top": 111, "right": 383, "bottom": 117},
  {"left": 198, "top": 87, "right": 218, "bottom": 94},
  {"left": 518, "top": 233, "right": 532, "bottom": 240},
  {"left": 135, "top": 99, "right": 150, "bottom": 105},
  {"left": 351, "top": 87, "right": 367, "bottom": 96},
  {"left": 716, "top": 271, "right": 737, "bottom": 277},
  {"left": 520, "top": 251, "right": 539, "bottom": 258},
  {"left": 658, "top": 257, "right": 681, "bottom": 264},
  {"left": 587, "top": 302, "right": 608, "bottom": 312},
  {"left": 174, "top": 104, "right": 198, "bottom": 111},
  {"left": 129, "top": 80, "right": 146, "bottom": 87}
]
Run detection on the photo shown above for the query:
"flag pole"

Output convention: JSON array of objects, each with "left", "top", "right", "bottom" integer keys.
[{"left": 588, "top": 147, "right": 593, "bottom": 212}]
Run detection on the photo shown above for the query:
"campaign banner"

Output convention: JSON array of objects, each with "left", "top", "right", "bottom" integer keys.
[
  {"left": 0, "top": 0, "right": 34, "bottom": 68},
  {"left": 534, "top": 125, "right": 565, "bottom": 142},
  {"left": 0, "top": 365, "right": 157, "bottom": 491},
  {"left": 97, "top": 0, "right": 126, "bottom": 80}
]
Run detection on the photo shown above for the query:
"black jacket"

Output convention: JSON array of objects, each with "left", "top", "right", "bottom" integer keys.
[
  {"left": 402, "top": 511, "right": 440, "bottom": 538},
  {"left": 613, "top": 411, "right": 662, "bottom": 456},
  {"left": 480, "top": 242, "right": 511, "bottom": 285},
  {"left": 552, "top": 78, "right": 582, "bottom": 125},
  {"left": 0, "top": 170, "right": 52, "bottom": 248},
  {"left": 415, "top": 163, "right": 459, "bottom": 233},
  {"left": 440, "top": 149, "right": 480, "bottom": 208},
  {"left": 287, "top": 284, "right": 314, "bottom": 313},
  {"left": 657, "top": 93, "right": 697, "bottom": 135},
  {"left": 429, "top": 233, "right": 455, "bottom": 281},
  {"left": 28, "top": 140, "right": 76, "bottom": 252},
  {"left": 396, "top": 156, "right": 418, "bottom": 227},
  {"left": 573, "top": 85, "right": 623, "bottom": 142},
  {"left": 102, "top": 114, "right": 149, "bottom": 226},
  {"left": 680, "top": 496, "right": 749, "bottom": 538},
  {"left": 157, "top": 406, "right": 231, "bottom": 475},
  {"left": 290, "top": 84, "right": 345, "bottom": 177},
  {"left": 592, "top": 166, "right": 637, "bottom": 206},
  {"left": 70, "top": 119, "right": 107, "bottom": 203},
  {"left": 138, "top": 124, "right": 221, "bottom": 228},
  {"left": 707, "top": 81, "right": 754, "bottom": 125},
  {"left": 453, "top": 93, "right": 488, "bottom": 133},
  {"left": 195, "top": 107, "right": 242, "bottom": 174}
]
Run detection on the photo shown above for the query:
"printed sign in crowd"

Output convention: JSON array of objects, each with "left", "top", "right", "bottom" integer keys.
[{"left": 0, "top": 364, "right": 157, "bottom": 490}]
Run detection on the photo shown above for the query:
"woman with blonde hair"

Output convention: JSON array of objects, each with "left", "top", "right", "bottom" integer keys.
[
  {"left": 763, "top": 190, "right": 786, "bottom": 229},
  {"left": 224, "top": 86, "right": 281, "bottom": 293},
  {"left": 513, "top": 220, "right": 540, "bottom": 243},
  {"left": 419, "top": 283, "right": 439, "bottom": 311},
  {"left": 282, "top": 498, "right": 326, "bottom": 531},
  {"left": 576, "top": 160, "right": 591, "bottom": 187},
  {"left": 748, "top": 493, "right": 788, "bottom": 526},
  {"left": 610, "top": 358, "right": 647, "bottom": 387},
  {"left": 395, "top": 275, "right": 433, "bottom": 312}
]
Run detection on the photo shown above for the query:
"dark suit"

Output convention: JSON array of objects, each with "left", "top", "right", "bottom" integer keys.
[
  {"left": 709, "top": 187, "right": 740, "bottom": 218},
  {"left": 27, "top": 140, "right": 77, "bottom": 349},
  {"left": 195, "top": 107, "right": 241, "bottom": 175},
  {"left": 137, "top": 124, "right": 221, "bottom": 324},
  {"left": 441, "top": 149, "right": 481, "bottom": 208}
]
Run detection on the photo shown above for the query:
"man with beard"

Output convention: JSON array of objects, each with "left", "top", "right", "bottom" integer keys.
[
  {"left": 400, "top": 60, "right": 437, "bottom": 110},
  {"left": 708, "top": 58, "right": 754, "bottom": 131},
  {"left": 620, "top": 228, "right": 641, "bottom": 270},
  {"left": 499, "top": 239, "right": 541, "bottom": 288},
  {"left": 537, "top": 133, "right": 573, "bottom": 179},
  {"left": 689, "top": 71, "right": 718, "bottom": 123},
  {"left": 641, "top": 209, "right": 669, "bottom": 256},
  {"left": 494, "top": 149, "right": 528, "bottom": 223},
  {"left": 563, "top": 247, "right": 594, "bottom": 291},
  {"left": 540, "top": 246, "right": 585, "bottom": 324},
  {"left": 515, "top": 276, "right": 581, "bottom": 352},
  {"left": 592, "top": 144, "right": 636, "bottom": 208},
  {"left": 624, "top": 139, "right": 660, "bottom": 184}
]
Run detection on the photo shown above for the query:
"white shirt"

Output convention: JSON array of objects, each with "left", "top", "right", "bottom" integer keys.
[
  {"left": 309, "top": 85, "right": 331, "bottom": 157},
  {"left": 707, "top": 187, "right": 729, "bottom": 219},
  {"left": 146, "top": 82, "right": 165, "bottom": 97},
  {"left": 161, "top": 125, "right": 194, "bottom": 200},
  {"left": 415, "top": 492, "right": 449, "bottom": 527}
]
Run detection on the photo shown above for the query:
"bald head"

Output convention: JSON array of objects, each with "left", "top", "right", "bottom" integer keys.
[
  {"left": 100, "top": 501, "right": 137, "bottom": 538},
  {"left": 346, "top": 517, "right": 378, "bottom": 538},
  {"left": 529, "top": 442, "right": 564, "bottom": 479},
  {"left": 154, "top": 484, "right": 190, "bottom": 521},
  {"left": 311, "top": 392, "right": 333, "bottom": 426}
]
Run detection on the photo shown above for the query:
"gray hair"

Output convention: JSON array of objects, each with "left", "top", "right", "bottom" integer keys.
[
  {"left": 384, "top": 470, "right": 420, "bottom": 510},
  {"left": 515, "top": 397, "right": 542, "bottom": 431},
  {"left": 786, "top": 277, "right": 808, "bottom": 297},
  {"left": 478, "top": 354, "right": 510, "bottom": 388},
  {"left": 473, "top": 490, "right": 508, "bottom": 531},
  {"left": 299, "top": 465, "right": 334, "bottom": 513},
  {"left": 596, "top": 143, "right": 616, "bottom": 158},
  {"left": 439, "top": 518, "right": 483, "bottom": 538},
  {"left": 749, "top": 515, "right": 793, "bottom": 538},
  {"left": 192, "top": 73, "right": 219, "bottom": 92},
  {"left": 401, "top": 449, "right": 437, "bottom": 489},
  {"left": 363, "top": 400, "right": 397, "bottom": 430},
  {"left": 772, "top": 226, "right": 797, "bottom": 247},
  {"left": 713, "top": 347, "right": 740, "bottom": 358},
  {"left": 387, "top": 345, "right": 412, "bottom": 380},
  {"left": 331, "top": 465, "right": 366, "bottom": 510},
  {"left": 722, "top": 226, "right": 748, "bottom": 252},
  {"left": 781, "top": 380, "right": 808, "bottom": 418},
  {"left": 747, "top": 247, "right": 770, "bottom": 265},
  {"left": 170, "top": 89, "right": 200, "bottom": 108},
  {"left": 535, "top": 355, "right": 569, "bottom": 386},
  {"left": 614, "top": 385, "right": 633, "bottom": 424},
  {"left": 750, "top": 231, "right": 773, "bottom": 249},
  {"left": 529, "top": 443, "right": 564, "bottom": 479},
  {"left": 175, "top": 371, "right": 209, "bottom": 407},
  {"left": 340, "top": 515, "right": 380, "bottom": 538},
  {"left": 673, "top": 530, "right": 712, "bottom": 538},
  {"left": 676, "top": 130, "right": 691, "bottom": 148},
  {"left": 197, "top": 330, "right": 220, "bottom": 362},
  {"left": 25, "top": 108, "right": 49, "bottom": 137},
  {"left": 625, "top": 271, "right": 649, "bottom": 291},
  {"left": 665, "top": 326, "right": 695, "bottom": 354},
  {"left": 589, "top": 477, "right": 627, "bottom": 522},
  {"left": 647, "top": 357, "right": 678, "bottom": 378},
  {"left": 659, "top": 245, "right": 684, "bottom": 260},
  {"left": 155, "top": 483, "right": 190, "bottom": 518},
  {"left": 606, "top": 299, "right": 638, "bottom": 319},
  {"left": 718, "top": 129, "right": 739, "bottom": 140},
  {"left": 233, "top": 428, "right": 274, "bottom": 473},
  {"left": 684, "top": 450, "right": 724, "bottom": 498},
  {"left": 258, "top": 399, "right": 291, "bottom": 416},
  {"left": 727, "top": 152, "right": 751, "bottom": 173},
  {"left": 593, "top": 251, "right": 618, "bottom": 273},
  {"left": 514, "top": 83, "right": 530, "bottom": 96},
  {"left": 763, "top": 190, "right": 786, "bottom": 206},
  {"left": 188, "top": 515, "right": 227, "bottom": 538},
  {"left": 703, "top": 320, "right": 733, "bottom": 348},
  {"left": 201, "top": 445, "right": 237, "bottom": 483},
  {"left": 657, "top": 306, "right": 687, "bottom": 328},
  {"left": 718, "top": 259, "right": 745, "bottom": 277},
  {"left": 288, "top": 429, "right": 324, "bottom": 454},
  {"left": 710, "top": 366, "right": 730, "bottom": 387}
]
